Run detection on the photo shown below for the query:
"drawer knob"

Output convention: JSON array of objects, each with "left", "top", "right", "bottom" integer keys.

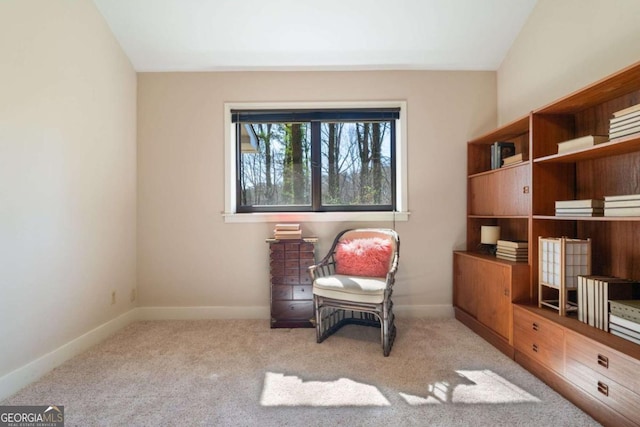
[
  {"left": 532, "top": 344, "right": 538, "bottom": 353},
  {"left": 597, "top": 354, "right": 609, "bottom": 369},
  {"left": 532, "top": 322, "right": 539, "bottom": 331},
  {"left": 597, "top": 381, "right": 609, "bottom": 396}
]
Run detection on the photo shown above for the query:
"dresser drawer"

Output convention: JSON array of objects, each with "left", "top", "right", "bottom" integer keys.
[
  {"left": 271, "top": 300, "right": 314, "bottom": 321},
  {"left": 293, "top": 285, "right": 312, "bottom": 300},
  {"left": 565, "top": 358, "right": 640, "bottom": 425},
  {"left": 565, "top": 331, "right": 640, "bottom": 395},
  {"left": 272, "top": 285, "right": 292, "bottom": 300},
  {"left": 514, "top": 306, "right": 564, "bottom": 373}
]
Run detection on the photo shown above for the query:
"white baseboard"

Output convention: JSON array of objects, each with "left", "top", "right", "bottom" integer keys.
[
  {"left": 136, "top": 305, "right": 452, "bottom": 320},
  {"left": 0, "top": 303, "right": 452, "bottom": 401},
  {"left": 136, "top": 305, "right": 271, "bottom": 320},
  {"left": 395, "top": 304, "right": 454, "bottom": 318},
  {"left": 0, "top": 309, "right": 138, "bottom": 401}
]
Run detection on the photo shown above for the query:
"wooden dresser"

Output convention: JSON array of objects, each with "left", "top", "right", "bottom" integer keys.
[
  {"left": 267, "top": 238, "right": 316, "bottom": 328},
  {"left": 514, "top": 304, "right": 640, "bottom": 427}
]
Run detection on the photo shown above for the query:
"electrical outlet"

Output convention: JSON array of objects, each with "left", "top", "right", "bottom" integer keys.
[
  {"left": 130, "top": 288, "right": 137, "bottom": 302},
  {"left": 111, "top": 291, "right": 116, "bottom": 305}
]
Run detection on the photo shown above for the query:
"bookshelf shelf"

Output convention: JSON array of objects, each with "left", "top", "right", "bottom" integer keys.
[
  {"left": 534, "top": 135, "right": 640, "bottom": 164},
  {"left": 534, "top": 215, "right": 640, "bottom": 221},
  {"left": 456, "top": 60, "right": 640, "bottom": 426},
  {"left": 467, "top": 160, "right": 530, "bottom": 179},
  {"left": 469, "top": 215, "right": 529, "bottom": 219}
]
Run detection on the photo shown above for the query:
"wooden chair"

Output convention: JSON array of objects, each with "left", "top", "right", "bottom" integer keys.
[{"left": 309, "top": 228, "right": 400, "bottom": 356}]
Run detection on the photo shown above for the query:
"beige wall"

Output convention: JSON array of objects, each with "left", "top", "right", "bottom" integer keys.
[
  {"left": 0, "top": 0, "right": 136, "bottom": 378},
  {"left": 498, "top": 0, "right": 640, "bottom": 124},
  {"left": 137, "top": 71, "right": 496, "bottom": 313}
]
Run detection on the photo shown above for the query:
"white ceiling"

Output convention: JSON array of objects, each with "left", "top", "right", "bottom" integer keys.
[{"left": 92, "top": 0, "right": 538, "bottom": 72}]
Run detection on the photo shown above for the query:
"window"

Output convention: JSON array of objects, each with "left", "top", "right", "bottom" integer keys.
[{"left": 224, "top": 102, "right": 408, "bottom": 223}]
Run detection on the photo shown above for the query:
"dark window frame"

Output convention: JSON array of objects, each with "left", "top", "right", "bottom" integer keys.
[{"left": 232, "top": 108, "right": 399, "bottom": 213}]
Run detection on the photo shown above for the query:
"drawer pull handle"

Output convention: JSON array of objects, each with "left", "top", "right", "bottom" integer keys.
[
  {"left": 597, "top": 354, "right": 609, "bottom": 369},
  {"left": 532, "top": 322, "right": 539, "bottom": 331},
  {"left": 597, "top": 381, "right": 609, "bottom": 396},
  {"left": 532, "top": 344, "right": 538, "bottom": 353}
]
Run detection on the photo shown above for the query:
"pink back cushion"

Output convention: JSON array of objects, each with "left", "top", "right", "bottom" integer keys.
[{"left": 335, "top": 237, "right": 393, "bottom": 278}]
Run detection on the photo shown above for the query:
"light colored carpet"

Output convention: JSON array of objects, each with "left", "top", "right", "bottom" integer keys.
[{"left": 2, "top": 318, "right": 600, "bottom": 426}]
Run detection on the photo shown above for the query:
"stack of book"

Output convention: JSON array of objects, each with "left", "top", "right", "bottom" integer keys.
[
  {"left": 495, "top": 240, "right": 528, "bottom": 262},
  {"left": 490, "top": 142, "right": 515, "bottom": 169},
  {"left": 501, "top": 152, "right": 527, "bottom": 167},
  {"left": 577, "top": 275, "right": 639, "bottom": 331},
  {"left": 273, "top": 223, "right": 302, "bottom": 240},
  {"left": 604, "top": 194, "right": 640, "bottom": 217},
  {"left": 609, "top": 300, "right": 640, "bottom": 344},
  {"left": 555, "top": 199, "right": 604, "bottom": 217},
  {"left": 609, "top": 104, "right": 640, "bottom": 140},
  {"left": 557, "top": 135, "right": 608, "bottom": 154}
]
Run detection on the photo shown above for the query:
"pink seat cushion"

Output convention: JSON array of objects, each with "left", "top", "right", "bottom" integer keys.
[{"left": 335, "top": 237, "right": 393, "bottom": 278}]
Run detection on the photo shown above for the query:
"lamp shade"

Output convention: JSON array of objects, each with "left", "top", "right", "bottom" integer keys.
[{"left": 480, "top": 226, "right": 500, "bottom": 245}]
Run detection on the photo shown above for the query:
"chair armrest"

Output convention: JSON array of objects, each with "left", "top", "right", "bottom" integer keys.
[{"left": 308, "top": 255, "right": 336, "bottom": 280}]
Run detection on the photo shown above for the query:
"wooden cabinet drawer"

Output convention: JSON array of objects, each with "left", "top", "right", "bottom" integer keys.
[
  {"left": 293, "top": 285, "right": 312, "bottom": 300},
  {"left": 565, "top": 358, "right": 640, "bottom": 425},
  {"left": 272, "top": 285, "right": 292, "bottom": 300},
  {"left": 514, "top": 306, "right": 564, "bottom": 373},
  {"left": 271, "top": 301, "right": 314, "bottom": 321},
  {"left": 565, "top": 331, "right": 640, "bottom": 395}
]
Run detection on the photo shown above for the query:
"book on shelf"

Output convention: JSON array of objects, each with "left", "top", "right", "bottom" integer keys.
[
  {"left": 587, "top": 277, "right": 596, "bottom": 327},
  {"left": 612, "top": 103, "right": 640, "bottom": 118},
  {"left": 604, "top": 206, "right": 640, "bottom": 217},
  {"left": 496, "top": 247, "right": 528, "bottom": 254},
  {"left": 577, "top": 276, "right": 638, "bottom": 330},
  {"left": 609, "top": 299, "right": 640, "bottom": 321},
  {"left": 496, "top": 254, "right": 528, "bottom": 262},
  {"left": 555, "top": 207, "right": 604, "bottom": 216},
  {"left": 604, "top": 193, "right": 640, "bottom": 202},
  {"left": 603, "top": 278, "right": 636, "bottom": 330},
  {"left": 578, "top": 276, "right": 586, "bottom": 323},
  {"left": 274, "top": 223, "right": 300, "bottom": 231},
  {"left": 610, "top": 321, "right": 640, "bottom": 341},
  {"left": 501, "top": 152, "right": 527, "bottom": 166},
  {"left": 496, "top": 247, "right": 528, "bottom": 259},
  {"left": 610, "top": 328, "right": 640, "bottom": 345},
  {"left": 604, "top": 199, "right": 640, "bottom": 208},
  {"left": 490, "top": 141, "right": 516, "bottom": 169},
  {"left": 557, "top": 135, "right": 608, "bottom": 154},
  {"left": 274, "top": 230, "right": 303, "bottom": 239},
  {"left": 610, "top": 124, "right": 640, "bottom": 140},
  {"left": 496, "top": 239, "right": 528, "bottom": 249},
  {"left": 609, "top": 313, "right": 640, "bottom": 334},
  {"left": 609, "top": 117, "right": 640, "bottom": 133},
  {"left": 610, "top": 109, "right": 640, "bottom": 125},
  {"left": 273, "top": 223, "right": 302, "bottom": 239},
  {"left": 610, "top": 324, "right": 640, "bottom": 345},
  {"left": 610, "top": 313, "right": 640, "bottom": 331},
  {"left": 555, "top": 199, "right": 604, "bottom": 209}
]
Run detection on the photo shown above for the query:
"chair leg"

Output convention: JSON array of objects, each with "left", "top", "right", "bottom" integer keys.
[
  {"left": 314, "top": 296, "right": 323, "bottom": 343},
  {"left": 382, "top": 299, "right": 396, "bottom": 357}
]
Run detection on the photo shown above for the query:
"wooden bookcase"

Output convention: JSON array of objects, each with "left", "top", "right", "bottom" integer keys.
[
  {"left": 456, "top": 60, "right": 640, "bottom": 425},
  {"left": 454, "top": 114, "right": 532, "bottom": 355}
]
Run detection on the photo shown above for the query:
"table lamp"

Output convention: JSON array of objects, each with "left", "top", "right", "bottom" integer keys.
[{"left": 480, "top": 225, "right": 500, "bottom": 255}]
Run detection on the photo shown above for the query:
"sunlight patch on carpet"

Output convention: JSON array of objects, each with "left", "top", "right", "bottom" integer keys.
[
  {"left": 400, "top": 370, "right": 540, "bottom": 405},
  {"left": 260, "top": 372, "right": 390, "bottom": 407}
]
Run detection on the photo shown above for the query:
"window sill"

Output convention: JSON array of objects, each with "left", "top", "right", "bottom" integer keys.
[{"left": 222, "top": 211, "right": 410, "bottom": 224}]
